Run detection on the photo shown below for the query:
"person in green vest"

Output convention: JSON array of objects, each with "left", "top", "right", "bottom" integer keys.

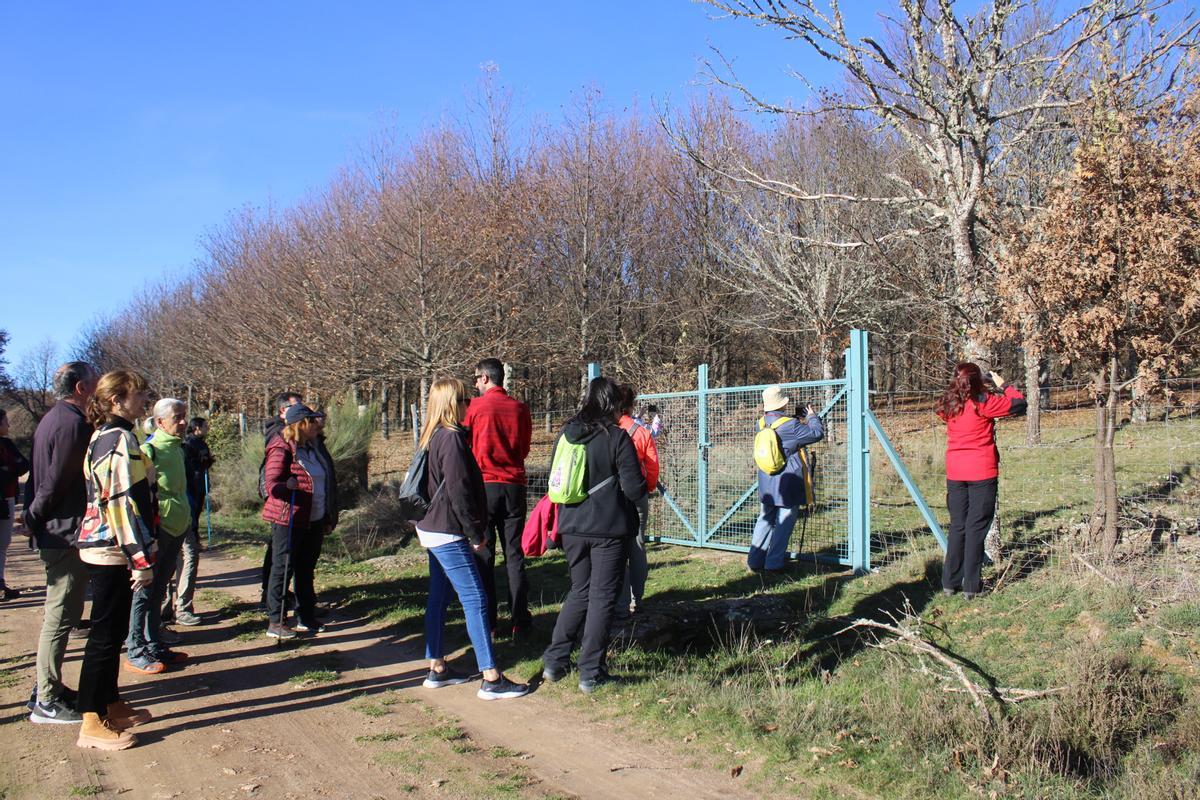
[{"left": 124, "top": 398, "right": 192, "bottom": 674}]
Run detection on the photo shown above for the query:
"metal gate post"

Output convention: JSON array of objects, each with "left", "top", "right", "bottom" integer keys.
[
  {"left": 846, "top": 330, "right": 872, "bottom": 573},
  {"left": 696, "top": 363, "right": 710, "bottom": 545},
  {"left": 587, "top": 362, "right": 601, "bottom": 381}
]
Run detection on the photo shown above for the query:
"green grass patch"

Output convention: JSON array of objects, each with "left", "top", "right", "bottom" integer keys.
[
  {"left": 355, "top": 732, "right": 405, "bottom": 743},
  {"left": 290, "top": 668, "right": 339, "bottom": 686},
  {"left": 68, "top": 787, "right": 103, "bottom": 798}
]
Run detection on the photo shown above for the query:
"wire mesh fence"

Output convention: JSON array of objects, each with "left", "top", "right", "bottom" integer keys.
[{"left": 868, "top": 378, "right": 1200, "bottom": 583}]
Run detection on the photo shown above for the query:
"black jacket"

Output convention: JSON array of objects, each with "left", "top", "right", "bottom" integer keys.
[
  {"left": 417, "top": 426, "right": 486, "bottom": 546},
  {"left": 182, "top": 434, "right": 214, "bottom": 513},
  {"left": 23, "top": 400, "right": 94, "bottom": 547},
  {"left": 554, "top": 419, "right": 647, "bottom": 539},
  {"left": 314, "top": 434, "right": 339, "bottom": 529},
  {"left": 0, "top": 437, "right": 31, "bottom": 520}
]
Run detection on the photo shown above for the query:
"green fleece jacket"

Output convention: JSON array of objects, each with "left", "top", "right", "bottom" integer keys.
[{"left": 141, "top": 430, "right": 190, "bottom": 536}]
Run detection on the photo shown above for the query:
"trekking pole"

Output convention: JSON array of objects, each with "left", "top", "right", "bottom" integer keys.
[
  {"left": 204, "top": 470, "right": 213, "bottom": 547},
  {"left": 277, "top": 488, "right": 296, "bottom": 649}
]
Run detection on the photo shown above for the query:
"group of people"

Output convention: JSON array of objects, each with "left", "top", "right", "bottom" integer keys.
[
  {"left": 5, "top": 364, "right": 216, "bottom": 749},
  {"left": 0, "top": 352, "right": 1023, "bottom": 749}
]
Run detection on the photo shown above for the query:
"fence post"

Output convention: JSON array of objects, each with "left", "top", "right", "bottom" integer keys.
[
  {"left": 587, "top": 362, "right": 601, "bottom": 381},
  {"left": 697, "top": 363, "right": 710, "bottom": 544},
  {"left": 846, "top": 330, "right": 872, "bottom": 573}
]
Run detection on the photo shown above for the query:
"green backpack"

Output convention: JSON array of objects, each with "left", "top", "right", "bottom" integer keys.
[
  {"left": 753, "top": 416, "right": 792, "bottom": 475},
  {"left": 547, "top": 434, "right": 615, "bottom": 504}
]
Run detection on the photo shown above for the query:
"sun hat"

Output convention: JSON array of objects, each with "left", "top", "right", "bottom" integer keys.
[{"left": 762, "top": 386, "right": 789, "bottom": 412}]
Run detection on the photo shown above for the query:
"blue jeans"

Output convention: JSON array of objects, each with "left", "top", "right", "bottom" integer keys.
[
  {"left": 425, "top": 539, "right": 496, "bottom": 672},
  {"left": 748, "top": 503, "right": 799, "bottom": 570},
  {"left": 126, "top": 529, "right": 184, "bottom": 662}
]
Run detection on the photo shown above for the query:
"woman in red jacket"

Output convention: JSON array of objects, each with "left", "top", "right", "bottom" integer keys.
[
  {"left": 261, "top": 403, "right": 332, "bottom": 639},
  {"left": 938, "top": 363, "right": 1026, "bottom": 599}
]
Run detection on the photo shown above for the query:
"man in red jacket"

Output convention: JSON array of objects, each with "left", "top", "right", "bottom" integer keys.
[{"left": 463, "top": 358, "right": 533, "bottom": 638}]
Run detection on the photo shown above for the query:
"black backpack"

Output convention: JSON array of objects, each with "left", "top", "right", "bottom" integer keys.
[{"left": 396, "top": 447, "right": 444, "bottom": 521}]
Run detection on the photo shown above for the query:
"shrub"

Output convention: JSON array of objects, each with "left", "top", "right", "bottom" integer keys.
[
  {"left": 321, "top": 391, "right": 378, "bottom": 503},
  {"left": 210, "top": 431, "right": 264, "bottom": 514}
]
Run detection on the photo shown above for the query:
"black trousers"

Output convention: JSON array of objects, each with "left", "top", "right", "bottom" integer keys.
[
  {"left": 266, "top": 520, "right": 322, "bottom": 625},
  {"left": 474, "top": 483, "right": 530, "bottom": 630},
  {"left": 543, "top": 535, "right": 630, "bottom": 681},
  {"left": 77, "top": 564, "right": 132, "bottom": 715},
  {"left": 292, "top": 523, "right": 326, "bottom": 628},
  {"left": 944, "top": 478, "right": 998, "bottom": 594}
]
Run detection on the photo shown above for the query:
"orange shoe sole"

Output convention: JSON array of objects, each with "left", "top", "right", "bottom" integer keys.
[{"left": 122, "top": 659, "right": 165, "bottom": 675}]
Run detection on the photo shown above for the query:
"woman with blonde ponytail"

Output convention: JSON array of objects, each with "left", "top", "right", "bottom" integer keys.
[
  {"left": 414, "top": 378, "right": 527, "bottom": 701},
  {"left": 75, "top": 370, "right": 157, "bottom": 750}
]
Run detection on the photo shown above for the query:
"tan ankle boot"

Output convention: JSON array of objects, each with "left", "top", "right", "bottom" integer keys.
[
  {"left": 107, "top": 701, "right": 152, "bottom": 731},
  {"left": 77, "top": 712, "right": 137, "bottom": 750}
]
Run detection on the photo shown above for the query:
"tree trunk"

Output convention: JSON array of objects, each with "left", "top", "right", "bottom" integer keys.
[
  {"left": 1023, "top": 343, "right": 1041, "bottom": 445},
  {"left": 1101, "top": 356, "right": 1120, "bottom": 557},
  {"left": 1089, "top": 367, "right": 1108, "bottom": 543}
]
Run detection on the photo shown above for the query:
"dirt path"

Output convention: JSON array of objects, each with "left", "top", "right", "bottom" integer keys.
[{"left": 0, "top": 534, "right": 759, "bottom": 800}]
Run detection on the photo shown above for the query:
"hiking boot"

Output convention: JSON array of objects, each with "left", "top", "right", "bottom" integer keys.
[
  {"left": 175, "top": 610, "right": 202, "bottom": 627},
  {"left": 30, "top": 698, "right": 82, "bottom": 724},
  {"left": 477, "top": 675, "right": 529, "bottom": 701},
  {"left": 123, "top": 656, "right": 165, "bottom": 675},
  {"left": 541, "top": 665, "right": 567, "bottom": 683},
  {"left": 158, "top": 626, "right": 183, "bottom": 645},
  {"left": 107, "top": 701, "right": 152, "bottom": 730},
  {"left": 423, "top": 667, "right": 473, "bottom": 689},
  {"left": 1, "top": 586, "right": 20, "bottom": 600},
  {"left": 266, "top": 623, "right": 296, "bottom": 640},
  {"left": 77, "top": 712, "right": 136, "bottom": 750}
]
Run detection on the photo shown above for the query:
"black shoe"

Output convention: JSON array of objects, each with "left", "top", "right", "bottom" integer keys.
[
  {"left": 579, "top": 671, "right": 619, "bottom": 695},
  {"left": 963, "top": 592, "right": 978, "bottom": 600},
  {"left": 29, "top": 699, "right": 82, "bottom": 724},
  {"left": 942, "top": 588, "right": 957, "bottom": 597},
  {"left": 510, "top": 624, "right": 532, "bottom": 642},
  {"left": 478, "top": 675, "right": 529, "bottom": 700},
  {"left": 26, "top": 685, "right": 37, "bottom": 712},
  {"left": 541, "top": 664, "right": 567, "bottom": 683},
  {"left": 1, "top": 586, "right": 19, "bottom": 600},
  {"left": 423, "top": 666, "right": 473, "bottom": 689}
]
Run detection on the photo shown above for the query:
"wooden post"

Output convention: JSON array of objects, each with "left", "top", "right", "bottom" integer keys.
[{"left": 381, "top": 384, "right": 390, "bottom": 439}]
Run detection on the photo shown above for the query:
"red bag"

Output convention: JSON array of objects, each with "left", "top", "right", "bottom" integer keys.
[{"left": 521, "top": 494, "right": 559, "bottom": 557}]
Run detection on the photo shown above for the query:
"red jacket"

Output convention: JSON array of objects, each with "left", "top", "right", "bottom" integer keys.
[
  {"left": 619, "top": 415, "right": 659, "bottom": 493},
  {"left": 463, "top": 387, "right": 532, "bottom": 485},
  {"left": 261, "top": 437, "right": 315, "bottom": 527},
  {"left": 943, "top": 385, "right": 1025, "bottom": 481}
]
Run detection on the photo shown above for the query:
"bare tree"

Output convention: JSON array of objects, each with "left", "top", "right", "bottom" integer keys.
[{"left": 699, "top": 0, "right": 1197, "bottom": 360}]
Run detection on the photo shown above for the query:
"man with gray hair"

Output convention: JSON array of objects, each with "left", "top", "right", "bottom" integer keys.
[
  {"left": 125, "top": 398, "right": 192, "bottom": 674},
  {"left": 24, "top": 361, "right": 97, "bottom": 724}
]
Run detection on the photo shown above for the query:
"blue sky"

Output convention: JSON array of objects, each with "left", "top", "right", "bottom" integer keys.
[{"left": 0, "top": 1, "right": 881, "bottom": 367}]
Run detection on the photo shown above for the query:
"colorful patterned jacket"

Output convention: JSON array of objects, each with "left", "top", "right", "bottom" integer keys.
[{"left": 78, "top": 418, "right": 158, "bottom": 575}]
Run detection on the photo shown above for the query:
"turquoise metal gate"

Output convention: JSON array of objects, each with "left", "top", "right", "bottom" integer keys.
[{"left": 594, "top": 330, "right": 946, "bottom": 572}]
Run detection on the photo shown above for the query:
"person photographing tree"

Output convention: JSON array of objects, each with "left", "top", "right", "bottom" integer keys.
[{"left": 938, "top": 363, "right": 1026, "bottom": 599}]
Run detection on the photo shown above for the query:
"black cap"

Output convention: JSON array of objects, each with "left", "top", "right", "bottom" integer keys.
[{"left": 284, "top": 404, "right": 324, "bottom": 425}]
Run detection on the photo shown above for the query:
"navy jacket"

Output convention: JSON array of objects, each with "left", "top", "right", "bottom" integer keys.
[
  {"left": 756, "top": 411, "right": 825, "bottom": 508},
  {"left": 24, "top": 400, "right": 94, "bottom": 547}
]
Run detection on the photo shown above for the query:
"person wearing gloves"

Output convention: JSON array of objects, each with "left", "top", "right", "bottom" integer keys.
[
  {"left": 415, "top": 377, "right": 528, "bottom": 701},
  {"left": 938, "top": 363, "right": 1026, "bottom": 599},
  {"left": 75, "top": 370, "right": 157, "bottom": 750},
  {"left": 541, "top": 377, "right": 648, "bottom": 694},
  {"left": 124, "top": 399, "right": 192, "bottom": 674}
]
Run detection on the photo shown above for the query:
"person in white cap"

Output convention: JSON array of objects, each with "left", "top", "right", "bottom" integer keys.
[{"left": 749, "top": 386, "right": 824, "bottom": 573}]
